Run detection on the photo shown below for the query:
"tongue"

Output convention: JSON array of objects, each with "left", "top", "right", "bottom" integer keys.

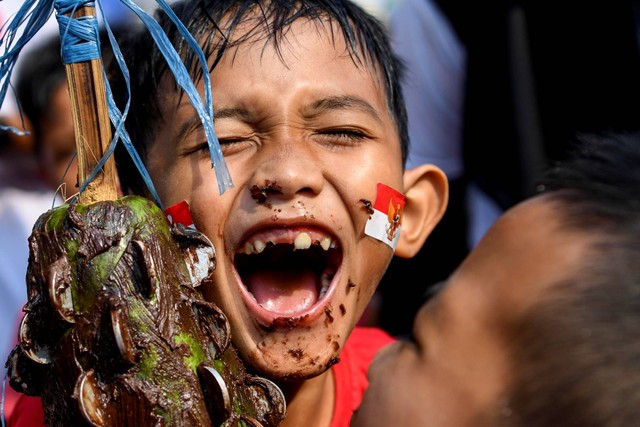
[{"left": 247, "top": 268, "right": 319, "bottom": 314}]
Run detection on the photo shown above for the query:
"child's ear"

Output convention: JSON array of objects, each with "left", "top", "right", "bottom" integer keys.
[{"left": 395, "top": 164, "right": 448, "bottom": 258}]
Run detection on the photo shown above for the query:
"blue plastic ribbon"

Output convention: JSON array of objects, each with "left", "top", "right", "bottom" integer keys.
[
  {"left": 0, "top": 0, "right": 55, "bottom": 136},
  {"left": 116, "top": 0, "right": 233, "bottom": 195},
  {"left": 0, "top": 0, "right": 233, "bottom": 209}
]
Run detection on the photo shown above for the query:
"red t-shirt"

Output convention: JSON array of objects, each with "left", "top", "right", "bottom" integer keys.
[
  {"left": 330, "top": 327, "right": 396, "bottom": 427},
  {"left": 3, "top": 386, "right": 44, "bottom": 426},
  {"left": 4, "top": 327, "right": 395, "bottom": 427}
]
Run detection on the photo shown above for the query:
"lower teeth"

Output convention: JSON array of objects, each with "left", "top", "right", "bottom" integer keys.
[{"left": 319, "top": 271, "right": 333, "bottom": 299}]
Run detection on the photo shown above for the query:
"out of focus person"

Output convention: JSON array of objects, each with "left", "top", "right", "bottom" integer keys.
[
  {"left": 377, "top": 0, "right": 640, "bottom": 337},
  {"left": 15, "top": 36, "right": 79, "bottom": 199},
  {"left": 0, "top": 34, "right": 71, "bottom": 368},
  {"left": 352, "top": 131, "right": 640, "bottom": 427}
]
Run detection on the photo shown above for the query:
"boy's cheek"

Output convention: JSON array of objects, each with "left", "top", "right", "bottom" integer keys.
[
  {"left": 350, "top": 239, "right": 395, "bottom": 310},
  {"left": 189, "top": 206, "right": 228, "bottom": 242}
]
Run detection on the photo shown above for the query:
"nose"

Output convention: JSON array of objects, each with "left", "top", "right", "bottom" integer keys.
[{"left": 248, "top": 141, "right": 324, "bottom": 203}]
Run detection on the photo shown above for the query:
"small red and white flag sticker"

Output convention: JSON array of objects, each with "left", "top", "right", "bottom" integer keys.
[
  {"left": 164, "top": 200, "right": 196, "bottom": 229},
  {"left": 364, "top": 183, "right": 405, "bottom": 250}
]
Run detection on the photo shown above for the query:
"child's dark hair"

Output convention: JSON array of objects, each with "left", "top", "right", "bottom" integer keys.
[
  {"left": 110, "top": 0, "right": 408, "bottom": 196},
  {"left": 501, "top": 131, "right": 640, "bottom": 427}
]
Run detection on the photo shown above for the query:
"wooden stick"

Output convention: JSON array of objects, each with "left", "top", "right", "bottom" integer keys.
[{"left": 65, "top": 5, "right": 118, "bottom": 204}]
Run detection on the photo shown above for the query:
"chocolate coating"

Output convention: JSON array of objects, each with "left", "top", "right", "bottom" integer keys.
[{"left": 6, "top": 196, "right": 286, "bottom": 426}]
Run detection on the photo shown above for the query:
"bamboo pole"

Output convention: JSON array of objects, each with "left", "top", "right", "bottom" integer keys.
[{"left": 65, "top": 5, "right": 118, "bottom": 204}]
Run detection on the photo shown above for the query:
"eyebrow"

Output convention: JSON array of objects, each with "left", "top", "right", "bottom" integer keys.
[
  {"left": 214, "top": 107, "right": 253, "bottom": 121},
  {"left": 306, "top": 95, "right": 382, "bottom": 122},
  {"left": 176, "top": 96, "right": 381, "bottom": 140}
]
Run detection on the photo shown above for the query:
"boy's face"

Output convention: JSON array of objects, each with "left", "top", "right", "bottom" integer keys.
[
  {"left": 146, "top": 19, "right": 406, "bottom": 379},
  {"left": 352, "top": 195, "right": 591, "bottom": 426}
]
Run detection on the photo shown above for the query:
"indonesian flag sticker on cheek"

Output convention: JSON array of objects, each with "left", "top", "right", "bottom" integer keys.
[{"left": 364, "top": 183, "right": 406, "bottom": 250}]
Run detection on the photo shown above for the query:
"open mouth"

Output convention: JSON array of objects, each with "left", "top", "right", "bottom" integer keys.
[{"left": 235, "top": 230, "right": 342, "bottom": 317}]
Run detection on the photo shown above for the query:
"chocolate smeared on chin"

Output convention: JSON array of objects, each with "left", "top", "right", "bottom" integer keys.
[{"left": 6, "top": 195, "right": 285, "bottom": 427}]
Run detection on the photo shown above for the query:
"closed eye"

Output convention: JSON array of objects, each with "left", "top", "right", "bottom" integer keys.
[
  {"left": 184, "top": 136, "right": 257, "bottom": 158},
  {"left": 217, "top": 136, "right": 258, "bottom": 155},
  {"left": 314, "top": 128, "right": 369, "bottom": 147}
]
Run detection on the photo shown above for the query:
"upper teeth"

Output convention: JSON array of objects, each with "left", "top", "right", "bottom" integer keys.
[
  {"left": 320, "top": 237, "right": 331, "bottom": 250},
  {"left": 294, "top": 232, "right": 311, "bottom": 250},
  {"left": 254, "top": 240, "right": 266, "bottom": 253},
  {"left": 241, "top": 232, "right": 334, "bottom": 255}
]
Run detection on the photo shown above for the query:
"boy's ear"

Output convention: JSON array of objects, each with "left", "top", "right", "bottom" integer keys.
[{"left": 395, "top": 164, "right": 448, "bottom": 258}]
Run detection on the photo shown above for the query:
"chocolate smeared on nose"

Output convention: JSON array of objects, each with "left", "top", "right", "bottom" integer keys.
[{"left": 250, "top": 180, "right": 282, "bottom": 204}]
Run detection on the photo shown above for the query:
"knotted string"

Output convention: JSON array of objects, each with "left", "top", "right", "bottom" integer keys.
[{"left": 0, "top": 0, "right": 233, "bottom": 210}]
